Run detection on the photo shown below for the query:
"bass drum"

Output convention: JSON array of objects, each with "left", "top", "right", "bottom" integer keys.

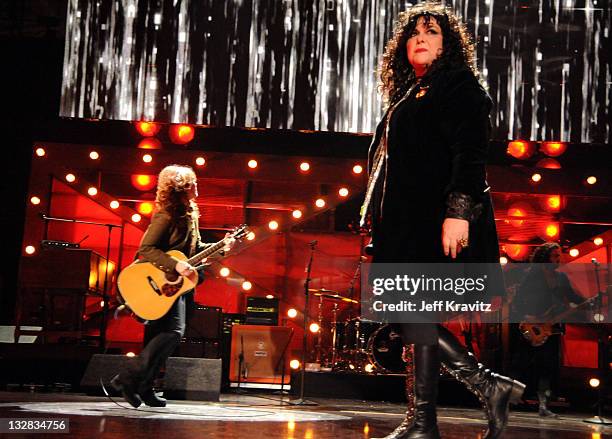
[{"left": 367, "top": 324, "right": 407, "bottom": 373}]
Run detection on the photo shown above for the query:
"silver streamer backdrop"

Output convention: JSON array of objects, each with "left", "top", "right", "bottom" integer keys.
[{"left": 60, "top": 0, "right": 611, "bottom": 143}]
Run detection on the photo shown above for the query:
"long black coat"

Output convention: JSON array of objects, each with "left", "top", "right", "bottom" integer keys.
[{"left": 367, "top": 67, "right": 502, "bottom": 344}]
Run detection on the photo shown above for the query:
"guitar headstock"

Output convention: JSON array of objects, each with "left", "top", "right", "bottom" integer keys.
[{"left": 230, "top": 224, "right": 250, "bottom": 241}]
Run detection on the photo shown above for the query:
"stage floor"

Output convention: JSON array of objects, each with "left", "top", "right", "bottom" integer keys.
[{"left": 0, "top": 391, "right": 609, "bottom": 438}]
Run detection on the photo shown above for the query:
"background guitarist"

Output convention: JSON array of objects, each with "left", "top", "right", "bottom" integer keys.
[
  {"left": 509, "top": 242, "right": 583, "bottom": 417},
  {"left": 111, "top": 164, "right": 234, "bottom": 408}
]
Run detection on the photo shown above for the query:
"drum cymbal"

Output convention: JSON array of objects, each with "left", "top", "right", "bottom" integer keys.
[{"left": 309, "top": 289, "right": 359, "bottom": 304}]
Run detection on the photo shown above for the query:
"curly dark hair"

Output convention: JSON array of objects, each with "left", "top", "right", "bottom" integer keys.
[
  {"left": 531, "top": 242, "right": 561, "bottom": 264},
  {"left": 379, "top": 1, "right": 478, "bottom": 105}
]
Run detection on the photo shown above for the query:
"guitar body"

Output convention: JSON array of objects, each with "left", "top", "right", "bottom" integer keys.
[
  {"left": 518, "top": 322, "right": 561, "bottom": 347},
  {"left": 117, "top": 250, "right": 196, "bottom": 321}
]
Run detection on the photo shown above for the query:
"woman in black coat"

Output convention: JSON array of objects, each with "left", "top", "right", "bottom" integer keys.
[{"left": 363, "top": 3, "right": 525, "bottom": 438}]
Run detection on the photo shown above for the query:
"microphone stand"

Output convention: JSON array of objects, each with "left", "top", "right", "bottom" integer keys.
[
  {"left": 235, "top": 335, "right": 246, "bottom": 394},
  {"left": 288, "top": 240, "right": 318, "bottom": 406},
  {"left": 583, "top": 259, "right": 611, "bottom": 425},
  {"left": 42, "top": 214, "right": 122, "bottom": 351}
]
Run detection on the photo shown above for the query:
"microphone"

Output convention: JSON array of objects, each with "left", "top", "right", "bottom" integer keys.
[
  {"left": 309, "top": 240, "right": 318, "bottom": 246},
  {"left": 591, "top": 258, "right": 600, "bottom": 266}
]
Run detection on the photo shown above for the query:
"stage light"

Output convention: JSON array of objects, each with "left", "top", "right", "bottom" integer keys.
[
  {"left": 504, "top": 244, "right": 529, "bottom": 261},
  {"left": 246, "top": 231, "right": 256, "bottom": 241},
  {"left": 545, "top": 195, "right": 561, "bottom": 211},
  {"left": 137, "top": 138, "right": 162, "bottom": 149},
  {"left": 292, "top": 210, "right": 302, "bottom": 219},
  {"left": 35, "top": 147, "right": 46, "bottom": 157},
  {"left": 268, "top": 220, "right": 279, "bottom": 231},
  {"left": 315, "top": 198, "right": 326, "bottom": 208},
  {"left": 339, "top": 187, "right": 349, "bottom": 197},
  {"left": 594, "top": 237, "right": 603, "bottom": 246},
  {"left": 364, "top": 364, "right": 374, "bottom": 373},
  {"left": 100, "top": 300, "right": 105, "bottom": 308},
  {"left": 349, "top": 364, "right": 355, "bottom": 370},
  {"left": 137, "top": 202, "right": 154, "bottom": 215},
  {"left": 531, "top": 173, "right": 542, "bottom": 183},
  {"left": 299, "top": 162, "right": 310, "bottom": 172},
  {"left": 540, "top": 141, "right": 567, "bottom": 157},
  {"left": 586, "top": 176, "right": 597, "bottom": 185},
  {"left": 247, "top": 159, "right": 258, "bottom": 169},
  {"left": 65, "top": 173, "right": 76, "bottom": 183},
  {"left": 87, "top": 187, "right": 98, "bottom": 196},
  {"left": 25, "top": 245, "right": 36, "bottom": 255},
  {"left": 589, "top": 377, "right": 600, "bottom": 388},
  {"left": 89, "top": 151, "right": 100, "bottom": 160},
  {"left": 536, "top": 158, "right": 562, "bottom": 169},
  {"left": 195, "top": 157, "right": 206, "bottom": 166},
  {"left": 169, "top": 124, "right": 195, "bottom": 144},
  {"left": 135, "top": 121, "right": 160, "bottom": 137},
  {"left": 507, "top": 205, "right": 527, "bottom": 227},
  {"left": 266, "top": 294, "right": 274, "bottom": 299},
  {"left": 290, "top": 360, "right": 300, "bottom": 370},
  {"left": 131, "top": 213, "right": 142, "bottom": 223},
  {"left": 506, "top": 140, "right": 534, "bottom": 159},
  {"left": 569, "top": 248, "right": 579, "bottom": 257},
  {"left": 353, "top": 164, "right": 363, "bottom": 174},
  {"left": 126, "top": 352, "right": 136, "bottom": 357},
  {"left": 242, "top": 281, "right": 252, "bottom": 291},
  {"left": 309, "top": 323, "right": 320, "bottom": 333},
  {"left": 142, "top": 154, "right": 153, "bottom": 163},
  {"left": 30, "top": 196, "right": 40, "bottom": 205},
  {"left": 544, "top": 223, "right": 559, "bottom": 239},
  {"left": 499, "top": 256, "right": 508, "bottom": 265},
  {"left": 131, "top": 174, "right": 156, "bottom": 191},
  {"left": 287, "top": 308, "right": 298, "bottom": 318},
  {"left": 110, "top": 200, "right": 120, "bottom": 209},
  {"left": 219, "top": 267, "right": 230, "bottom": 277}
]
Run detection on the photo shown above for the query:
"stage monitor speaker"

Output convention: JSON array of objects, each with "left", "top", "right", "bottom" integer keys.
[
  {"left": 185, "top": 305, "right": 222, "bottom": 340},
  {"left": 80, "top": 354, "right": 136, "bottom": 394},
  {"left": 229, "top": 325, "right": 293, "bottom": 385},
  {"left": 164, "top": 357, "right": 221, "bottom": 401},
  {"left": 174, "top": 339, "right": 221, "bottom": 359}
]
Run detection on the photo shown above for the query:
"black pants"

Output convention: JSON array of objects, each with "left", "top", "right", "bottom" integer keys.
[{"left": 129, "top": 293, "right": 192, "bottom": 389}]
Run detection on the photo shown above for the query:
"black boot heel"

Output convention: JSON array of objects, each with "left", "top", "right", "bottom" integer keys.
[{"left": 110, "top": 374, "right": 143, "bottom": 408}]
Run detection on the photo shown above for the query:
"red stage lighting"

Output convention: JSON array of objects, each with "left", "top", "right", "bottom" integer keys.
[
  {"left": 137, "top": 202, "right": 154, "bottom": 215},
  {"left": 169, "top": 124, "right": 195, "bottom": 144},
  {"left": 544, "top": 195, "right": 561, "bottom": 212},
  {"left": 507, "top": 205, "right": 528, "bottom": 227},
  {"left": 593, "top": 237, "right": 603, "bottom": 246},
  {"left": 135, "top": 121, "right": 161, "bottom": 137},
  {"left": 138, "top": 138, "right": 162, "bottom": 149},
  {"left": 542, "top": 223, "right": 560, "bottom": 240},
  {"left": 536, "top": 158, "right": 562, "bottom": 169},
  {"left": 507, "top": 140, "right": 534, "bottom": 160},
  {"left": 540, "top": 141, "right": 567, "bottom": 157},
  {"left": 131, "top": 175, "right": 157, "bottom": 191},
  {"left": 504, "top": 244, "right": 529, "bottom": 261}
]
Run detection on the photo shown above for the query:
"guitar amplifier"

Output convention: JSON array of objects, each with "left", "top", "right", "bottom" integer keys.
[
  {"left": 245, "top": 297, "right": 279, "bottom": 326},
  {"left": 184, "top": 305, "right": 222, "bottom": 340}
]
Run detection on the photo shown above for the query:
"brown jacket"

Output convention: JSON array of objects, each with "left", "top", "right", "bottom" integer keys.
[{"left": 137, "top": 210, "right": 206, "bottom": 274}]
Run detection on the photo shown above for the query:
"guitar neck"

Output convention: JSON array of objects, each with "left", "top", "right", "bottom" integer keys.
[{"left": 187, "top": 240, "right": 226, "bottom": 266}]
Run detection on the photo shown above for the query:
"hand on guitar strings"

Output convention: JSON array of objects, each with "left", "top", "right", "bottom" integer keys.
[{"left": 175, "top": 260, "right": 198, "bottom": 284}]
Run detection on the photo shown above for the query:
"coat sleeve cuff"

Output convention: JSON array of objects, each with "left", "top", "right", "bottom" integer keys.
[{"left": 445, "top": 192, "right": 483, "bottom": 222}]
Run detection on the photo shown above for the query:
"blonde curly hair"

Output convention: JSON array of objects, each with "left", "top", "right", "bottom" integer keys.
[{"left": 155, "top": 165, "right": 199, "bottom": 219}]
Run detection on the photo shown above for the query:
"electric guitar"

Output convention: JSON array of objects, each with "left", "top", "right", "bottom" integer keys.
[
  {"left": 117, "top": 224, "right": 249, "bottom": 320},
  {"left": 519, "top": 295, "right": 597, "bottom": 346}
]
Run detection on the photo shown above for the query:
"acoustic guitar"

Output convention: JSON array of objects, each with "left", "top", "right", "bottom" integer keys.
[
  {"left": 519, "top": 295, "right": 597, "bottom": 346},
  {"left": 118, "top": 224, "right": 249, "bottom": 320}
]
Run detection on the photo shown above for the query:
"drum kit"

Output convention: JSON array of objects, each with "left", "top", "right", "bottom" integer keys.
[{"left": 308, "top": 288, "right": 407, "bottom": 374}]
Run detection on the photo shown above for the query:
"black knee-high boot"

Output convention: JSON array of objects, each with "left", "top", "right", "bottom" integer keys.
[
  {"left": 376, "top": 344, "right": 441, "bottom": 439},
  {"left": 437, "top": 326, "right": 525, "bottom": 439}
]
